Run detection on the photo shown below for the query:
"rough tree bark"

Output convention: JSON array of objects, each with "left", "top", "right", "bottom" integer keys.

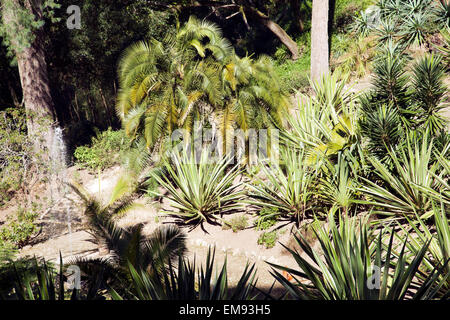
[
  {"left": 2, "top": 0, "right": 57, "bottom": 160},
  {"left": 310, "top": 0, "right": 329, "bottom": 81}
]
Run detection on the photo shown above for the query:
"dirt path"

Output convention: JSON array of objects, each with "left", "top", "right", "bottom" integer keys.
[{"left": 14, "top": 165, "right": 302, "bottom": 293}]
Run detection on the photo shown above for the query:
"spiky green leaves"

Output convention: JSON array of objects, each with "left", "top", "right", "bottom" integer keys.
[
  {"left": 150, "top": 149, "right": 244, "bottom": 227},
  {"left": 411, "top": 54, "right": 447, "bottom": 134},
  {"left": 270, "top": 211, "right": 447, "bottom": 300}
]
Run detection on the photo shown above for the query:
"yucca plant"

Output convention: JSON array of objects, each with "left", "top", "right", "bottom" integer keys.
[
  {"left": 150, "top": 148, "right": 244, "bottom": 227},
  {"left": 246, "top": 148, "right": 319, "bottom": 225},
  {"left": 270, "top": 211, "right": 448, "bottom": 300},
  {"left": 359, "top": 134, "right": 445, "bottom": 218},
  {"left": 399, "top": 12, "right": 432, "bottom": 47},
  {"left": 359, "top": 103, "right": 403, "bottom": 160},
  {"left": 110, "top": 248, "right": 258, "bottom": 300},
  {"left": 371, "top": 46, "right": 410, "bottom": 111},
  {"left": 434, "top": 0, "right": 450, "bottom": 28},
  {"left": 411, "top": 54, "right": 447, "bottom": 135}
]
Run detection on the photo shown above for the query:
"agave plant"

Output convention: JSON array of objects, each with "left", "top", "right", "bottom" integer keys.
[
  {"left": 282, "top": 73, "right": 358, "bottom": 156},
  {"left": 317, "top": 154, "right": 357, "bottom": 215},
  {"left": 394, "top": 201, "right": 450, "bottom": 298},
  {"left": 110, "top": 248, "right": 258, "bottom": 300},
  {"left": 399, "top": 12, "right": 432, "bottom": 47},
  {"left": 351, "top": 10, "right": 373, "bottom": 37},
  {"left": 270, "top": 211, "right": 447, "bottom": 300},
  {"left": 246, "top": 148, "right": 319, "bottom": 224},
  {"left": 359, "top": 134, "right": 445, "bottom": 218},
  {"left": 149, "top": 148, "right": 244, "bottom": 227}
]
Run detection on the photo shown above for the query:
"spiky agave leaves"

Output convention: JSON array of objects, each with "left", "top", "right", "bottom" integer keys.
[
  {"left": 110, "top": 248, "right": 258, "bottom": 300},
  {"left": 399, "top": 11, "right": 433, "bottom": 47},
  {"left": 394, "top": 201, "right": 450, "bottom": 298},
  {"left": 358, "top": 134, "right": 445, "bottom": 218},
  {"left": 150, "top": 148, "right": 244, "bottom": 228},
  {"left": 246, "top": 148, "right": 319, "bottom": 224},
  {"left": 317, "top": 154, "right": 357, "bottom": 214},
  {"left": 2, "top": 254, "right": 106, "bottom": 300},
  {"left": 269, "top": 211, "right": 447, "bottom": 300}
]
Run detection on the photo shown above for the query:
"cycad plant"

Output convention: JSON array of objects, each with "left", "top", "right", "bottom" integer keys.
[
  {"left": 149, "top": 148, "right": 244, "bottom": 228},
  {"left": 69, "top": 182, "right": 187, "bottom": 294},
  {"left": 270, "top": 211, "right": 448, "bottom": 300}
]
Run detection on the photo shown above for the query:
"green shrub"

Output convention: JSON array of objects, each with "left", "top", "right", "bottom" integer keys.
[
  {"left": 74, "top": 128, "right": 130, "bottom": 170},
  {"left": 257, "top": 231, "right": 278, "bottom": 249},
  {"left": 0, "top": 204, "right": 39, "bottom": 249},
  {"left": 222, "top": 215, "right": 249, "bottom": 232},
  {"left": 0, "top": 107, "right": 31, "bottom": 207},
  {"left": 254, "top": 207, "right": 278, "bottom": 231}
]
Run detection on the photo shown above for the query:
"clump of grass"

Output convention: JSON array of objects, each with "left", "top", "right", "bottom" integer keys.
[
  {"left": 254, "top": 207, "right": 278, "bottom": 231},
  {"left": 257, "top": 231, "right": 278, "bottom": 249},
  {"left": 222, "top": 215, "right": 249, "bottom": 233}
]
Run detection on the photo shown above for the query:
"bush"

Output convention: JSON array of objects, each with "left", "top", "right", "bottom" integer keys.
[
  {"left": 0, "top": 107, "right": 31, "bottom": 207},
  {"left": 222, "top": 215, "right": 249, "bottom": 232},
  {"left": 254, "top": 207, "right": 278, "bottom": 231},
  {"left": 257, "top": 231, "right": 278, "bottom": 249},
  {"left": 74, "top": 128, "right": 130, "bottom": 170},
  {"left": 0, "top": 204, "right": 39, "bottom": 249}
]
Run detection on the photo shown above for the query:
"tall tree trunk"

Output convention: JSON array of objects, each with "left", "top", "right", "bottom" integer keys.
[
  {"left": 2, "top": 0, "right": 58, "bottom": 160},
  {"left": 244, "top": 7, "right": 299, "bottom": 60},
  {"left": 311, "top": 0, "right": 329, "bottom": 81}
]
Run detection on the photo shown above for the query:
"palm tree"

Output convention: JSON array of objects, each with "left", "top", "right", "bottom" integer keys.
[{"left": 117, "top": 16, "right": 289, "bottom": 155}]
